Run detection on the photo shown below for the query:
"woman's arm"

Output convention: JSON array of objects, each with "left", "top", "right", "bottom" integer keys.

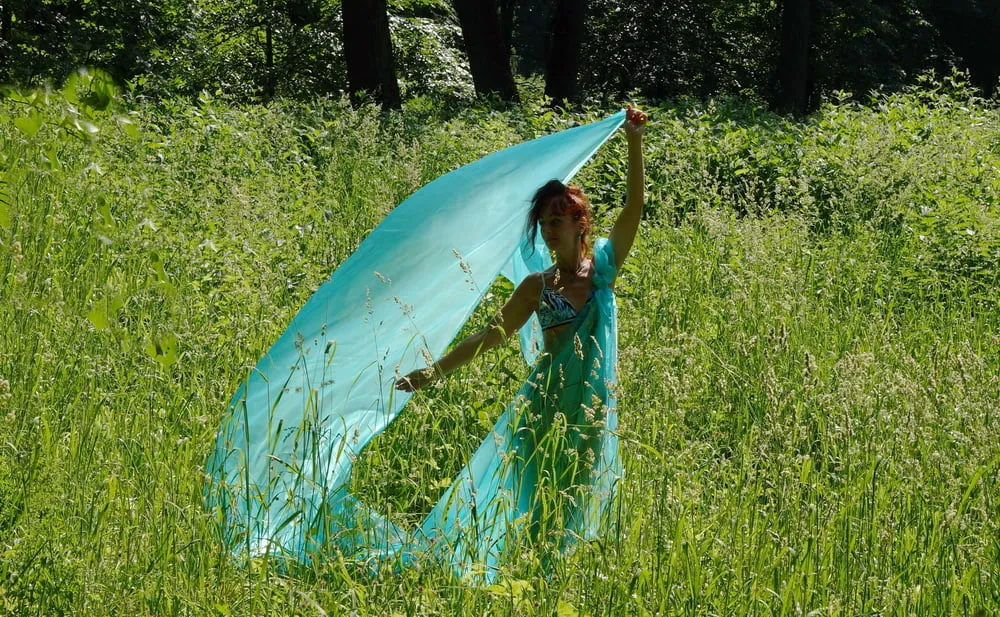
[
  {"left": 609, "top": 104, "right": 648, "bottom": 272},
  {"left": 395, "top": 274, "right": 542, "bottom": 392}
]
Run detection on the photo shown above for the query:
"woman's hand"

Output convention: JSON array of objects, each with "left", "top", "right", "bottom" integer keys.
[
  {"left": 625, "top": 103, "right": 648, "bottom": 139},
  {"left": 395, "top": 367, "right": 439, "bottom": 392}
]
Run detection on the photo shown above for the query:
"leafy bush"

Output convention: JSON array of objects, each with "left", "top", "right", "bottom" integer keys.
[
  {"left": 390, "top": 15, "right": 474, "bottom": 102},
  {"left": 585, "top": 77, "right": 1000, "bottom": 300}
]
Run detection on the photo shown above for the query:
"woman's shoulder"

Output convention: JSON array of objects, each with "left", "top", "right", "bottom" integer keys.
[{"left": 514, "top": 271, "right": 545, "bottom": 297}]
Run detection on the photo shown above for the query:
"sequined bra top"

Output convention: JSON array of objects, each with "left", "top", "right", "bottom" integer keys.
[{"left": 538, "top": 280, "right": 593, "bottom": 331}]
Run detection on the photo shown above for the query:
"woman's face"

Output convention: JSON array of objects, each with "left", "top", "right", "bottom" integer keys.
[{"left": 539, "top": 202, "right": 581, "bottom": 256}]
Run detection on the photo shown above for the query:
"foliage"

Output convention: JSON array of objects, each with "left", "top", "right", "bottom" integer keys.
[
  {"left": 578, "top": 0, "right": 997, "bottom": 105},
  {"left": 1, "top": 0, "right": 467, "bottom": 102},
  {"left": 390, "top": 15, "right": 475, "bottom": 102},
  {"left": 132, "top": 0, "right": 348, "bottom": 100},
  {"left": 1, "top": 0, "right": 193, "bottom": 85},
  {"left": 810, "top": 0, "right": 952, "bottom": 100},
  {"left": 613, "top": 73, "right": 999, "bottom": 299},
  {"left": 580, "top": 0, "right": 777, "bottom": 101},
  {"left": 1, "top": 84, "right": 998, "bottom": 616},
  {"left": 3, "top": 0, "right": 1000, "bottom": 105}
]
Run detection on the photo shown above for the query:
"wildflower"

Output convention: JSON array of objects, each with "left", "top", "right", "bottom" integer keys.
[
  {"left": 420, "top": 347, "right": 435, "bottom": 368},
  {"left": 0, "top": 379, "right": 10, "bottom": 418}
]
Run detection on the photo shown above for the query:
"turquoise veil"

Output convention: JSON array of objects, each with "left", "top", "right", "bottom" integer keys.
[{"left": 205, "top": 110, "right": 626, "bottom": 581}]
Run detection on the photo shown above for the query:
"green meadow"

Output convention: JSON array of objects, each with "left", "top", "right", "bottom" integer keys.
[{"left": 1, "top": 77, "right": 998, "bottom": 615}]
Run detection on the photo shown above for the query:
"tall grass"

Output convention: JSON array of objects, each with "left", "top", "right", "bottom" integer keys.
[{"left": 1, "top": 77, "right": 998, "bottom": 615}]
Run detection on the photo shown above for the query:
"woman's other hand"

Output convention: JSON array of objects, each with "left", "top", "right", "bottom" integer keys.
[
  {"left": 395, "top": 368, "right": 438, "bottom": 392},
  {"left": 625, "top": 103, "right": 648, "bottom": 138}
]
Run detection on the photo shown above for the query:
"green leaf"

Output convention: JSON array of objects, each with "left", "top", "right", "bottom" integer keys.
[
  {"left": 118, "top": 116, "right": 142, "bottom": 140},
  {"left": 13, "top": 111, "right": 42, "bottom": 138},
  {"left": 87, "top": 305, "right": 110, "bottom": 331},
  {"left": 82, "top": 91, "right": 112, "bottom": 112},
  {"left": 98, "top": 196, "right": 116, "bottom": 230},
  {"left": 485, "top": 578, "right": 533, "bottom": 597},
  {"left": 148, "top": 252, "right": 174, "bottom": 292},
  {"left": 88, "top": 294, "right": 126, "bottom": 331},
  {"left": 45, "top": 147, "right": 62, "bottom": 170},
  {"left": 62, "top": 70, "right": 82, "bottom": 104},
  {"left": 145, "top": 333, "right": 180, "bottom": 368},
  {"left": 557, "top": 599, "right": 589, "bottom": 617}
]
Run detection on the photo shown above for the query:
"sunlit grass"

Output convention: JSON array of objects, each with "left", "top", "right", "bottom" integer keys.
[{"left": 1, "top": 85, "right": 998, "bottom": 616}]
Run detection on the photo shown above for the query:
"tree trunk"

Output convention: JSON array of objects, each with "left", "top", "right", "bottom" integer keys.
[
  {"left": 920, "top": 0, "right": 999, "bottom": 97},
  {"left": 544, "top": 0, "right": 585, "bottom": 105},
  {"left": 264, "top": 21, "right": 274, "bottom": 98},
  {"left": 499, "top": 0, "right": 515, "bottom": 56},
  {"left": 453, "top": 0, "right": 518, "bottom": 100},
  {"left": 0, "top": 3, "right": 12, "bottom": 81},
  {"left": 255, "top": 0, "right": 275, "bottom": 99},
  {"left": 342, "top": 0, "right": 401, "bottom": 108},
  {"left": 773, "top": 0, "right": 813, "bottom": 115},
  {"left": 514, "top": 0, "right": 550, "bottom": 76}
]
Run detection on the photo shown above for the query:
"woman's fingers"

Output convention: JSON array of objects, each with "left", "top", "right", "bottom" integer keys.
[
  {"left": 395, "top": 374, "right": 416, "bottom": 391},
  {"left": 395, "top": 369, "right": 435, "bottom": 391},
  {"left": 625, "top": 104, "right": 648, "bottom": 128}
]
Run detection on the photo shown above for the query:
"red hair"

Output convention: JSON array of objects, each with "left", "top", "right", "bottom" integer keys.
[{"left": 526, "top": 180, "right": 594, "bottom": 256}]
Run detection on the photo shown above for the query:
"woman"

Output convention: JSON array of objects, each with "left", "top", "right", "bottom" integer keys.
[{"left": 394, "top": 104, "right": 648, "bottom": 578}]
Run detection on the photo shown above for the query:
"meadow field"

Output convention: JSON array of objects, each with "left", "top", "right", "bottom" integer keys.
[{"left": 1, "top": 78, "right": 998, "bottom": 615}]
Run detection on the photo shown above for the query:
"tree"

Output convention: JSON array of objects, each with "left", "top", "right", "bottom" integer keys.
[
  {"left": 342, "top": 0, "right": 401, "bottom": 108},
  {"left": 176, "top": 0, "right": 345, "bottom": 100},
  {"left": 453, "top": 0, "right": 518, "bottom": 100},
  {"left": 257, "top": 0, "right": 277, "bottom": 99},
  {"left": 513, "top": 0, "right": 551, "bottom": 77},
  {"left": 773, "top": 0, "right": 813, "bottom": 114},
  {"left": 498, "top": 0, "right": 515, "bottom": 53},
  {"left": 545, "top": 0, "right": 585, "bottom": 104},
  {"left": 920, "top": 0, "right": 1000, "bottom": 96},
  {"left": 0, "top": 3, "right": 11, "bottom": 82}
]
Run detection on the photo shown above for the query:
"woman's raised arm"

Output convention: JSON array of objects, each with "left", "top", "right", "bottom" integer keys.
[
  {"left": 608, "top": 104, "right": 648, "bottom": 273},
  {"left": 395, "top": 273, "right": 542, "bottom": 392}
]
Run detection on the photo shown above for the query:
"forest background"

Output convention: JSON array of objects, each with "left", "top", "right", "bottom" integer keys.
[
  {"left": 1, "top": 1, "right": 999, "bottom": 616},
  {"left": 2, "top": 0, "right": 999, "bottom": 110}
]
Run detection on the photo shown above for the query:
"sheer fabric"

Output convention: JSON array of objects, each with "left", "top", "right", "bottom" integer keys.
[
  {"left": 415, "top": 238, "right": 621, "bottom": 582},
  {"left": 205, "top": 111, "right": 626, "bottom": 582}
]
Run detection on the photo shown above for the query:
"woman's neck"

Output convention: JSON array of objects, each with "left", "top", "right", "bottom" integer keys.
[{"left": 553, "top": 246, "right": 587, "bottom": 277}]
